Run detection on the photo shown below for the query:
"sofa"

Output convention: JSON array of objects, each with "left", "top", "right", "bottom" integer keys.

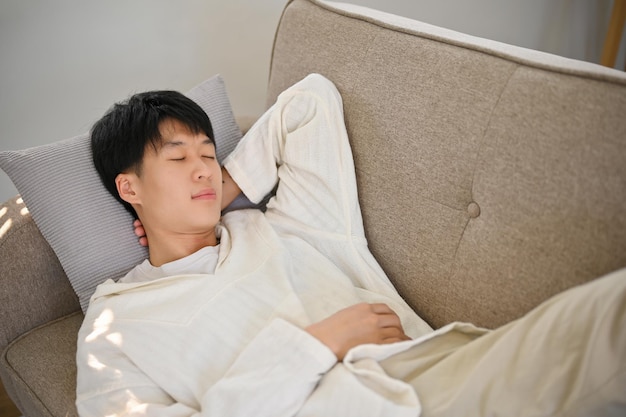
[{"left": 1, "top": 0, "right": 625, "bottom": 415}]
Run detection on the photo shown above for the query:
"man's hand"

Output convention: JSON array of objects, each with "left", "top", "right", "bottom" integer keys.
[
  {"left": 221, "top": 166, "right": 242, "bottom": 210},
  {"left": 133, "top": 219, "right": 149, "bottom": 247},
  {"left": 305, "top": 303, "right": 411, "bottom": 361}
]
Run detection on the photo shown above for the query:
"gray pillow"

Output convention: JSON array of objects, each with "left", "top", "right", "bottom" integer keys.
[{"left": 0, "top": 74, "right": 250, "bottom": 312}]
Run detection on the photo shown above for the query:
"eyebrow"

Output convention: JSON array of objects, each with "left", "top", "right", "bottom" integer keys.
[{"left": 161, "top": 137, "right": 214, "bottom": 148}]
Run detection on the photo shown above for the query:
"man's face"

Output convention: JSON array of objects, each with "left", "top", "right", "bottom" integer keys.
[{"left": 118, "top": 118, "right": 223, "bottom": 237}]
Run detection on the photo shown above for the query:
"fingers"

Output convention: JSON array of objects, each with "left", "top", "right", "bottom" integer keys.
[
  {"left": 379, "top": 326, "right": 411, "bottom": 343},
  {"left": 369, "top": 303, "right": 393, "bottom": 314},
  {"left": 368, "top": 303, "right": 402, "bottom": 328},
  {"left": 133, "top": 220, "right": 145, "bottom": 237},
  {"left": 133, "top": 219, "right": 148, "bottom": 247},
  {"left": 368, "top": 303, "right": 411, "bottom": 343},
  {"left": 306, "top": 302, "right": 411, "bottom": 360}
]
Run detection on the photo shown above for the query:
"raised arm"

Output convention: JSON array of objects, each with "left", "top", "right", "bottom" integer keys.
[{"left": 223, "top": 73, "right": 366, "bottom": 239}]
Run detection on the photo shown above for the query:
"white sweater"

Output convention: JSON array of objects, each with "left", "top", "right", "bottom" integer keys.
[{"left": 76, "top": 74, "right": 441, "bottom": 417}]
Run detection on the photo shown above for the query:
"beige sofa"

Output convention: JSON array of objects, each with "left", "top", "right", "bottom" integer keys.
[{"left": 1, "top": 0, "right": 625, "bottom": 415}]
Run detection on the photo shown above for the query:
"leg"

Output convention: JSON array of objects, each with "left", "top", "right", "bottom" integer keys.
[{"left": 381, "top": 268, "right": 626, "bottom": 417}]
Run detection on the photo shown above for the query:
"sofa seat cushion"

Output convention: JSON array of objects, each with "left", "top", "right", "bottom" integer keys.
[{"left": 1, "top": 312, "right": 82, "bottom": 417}]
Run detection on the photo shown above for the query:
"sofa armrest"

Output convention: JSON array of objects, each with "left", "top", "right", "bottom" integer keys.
[{"left": 0, "top": 196, "right": 80, "bottom": 352}]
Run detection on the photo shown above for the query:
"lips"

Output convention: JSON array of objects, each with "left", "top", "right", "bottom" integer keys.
[{"left": 192, "top": 188, "right": 217, "bottom": 200}]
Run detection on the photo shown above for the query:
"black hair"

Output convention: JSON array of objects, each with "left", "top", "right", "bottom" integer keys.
[{"left": 91, "top": 90, "right": 215, "bottom": 219}]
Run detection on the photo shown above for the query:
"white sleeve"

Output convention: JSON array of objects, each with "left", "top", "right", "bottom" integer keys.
[
  {"left": 200, "top": 319, "right": 336, "bottom": 416},
  {"left": 76, "top": 308, "right": 197, "bottom": 416},
  {"left": 224, "top": 73, "right": 366, "bottom": 239},
  {"left": 76, "top": 312, "right": 336, "bottom": 417}
]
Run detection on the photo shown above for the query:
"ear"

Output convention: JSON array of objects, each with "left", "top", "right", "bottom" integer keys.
[{"left": 115, "top": 173, "right": 141, "bottom": 205}]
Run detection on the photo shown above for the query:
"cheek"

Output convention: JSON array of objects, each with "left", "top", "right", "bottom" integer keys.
[
  {"left": 214, "top": 164, "right": 223, "bottom": 183},
  {"left": 144, "top": 170, "right": 186, "bottom": 201}
]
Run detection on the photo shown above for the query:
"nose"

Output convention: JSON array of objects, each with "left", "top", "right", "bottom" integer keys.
[{"left": 192, "top": 156, "right": 213, "bottom": 180}]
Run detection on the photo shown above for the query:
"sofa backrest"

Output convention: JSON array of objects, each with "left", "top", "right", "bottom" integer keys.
[{"left": 267, "top": 0, "right": 626, "bottom": 329}]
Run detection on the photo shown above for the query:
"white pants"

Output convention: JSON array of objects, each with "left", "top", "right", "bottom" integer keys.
[{"left": 381, "top": 268, "right": 626, "bottom": 416}]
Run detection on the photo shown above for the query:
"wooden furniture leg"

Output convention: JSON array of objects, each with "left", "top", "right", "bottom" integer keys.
[{"left": 601, "top": 0, "right": 626, "bottom": 68}]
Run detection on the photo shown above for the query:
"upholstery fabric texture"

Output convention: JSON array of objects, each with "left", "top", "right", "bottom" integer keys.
[
  {"left": 0, "top": 313, "right": 82, "bottom": 417},
  {"left": 0, "top": 197, "right": 79, "bottom": 350},
  {"left": 1, "top": 0, "right": 626, "bottom": 415},
  {"left": 268, "top": 0, "right": 626, "bottom": 329}
]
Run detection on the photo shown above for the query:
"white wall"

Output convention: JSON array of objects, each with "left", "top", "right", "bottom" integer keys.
[{"left": 1, "top": 0, "right": 624, "bottom": 202}]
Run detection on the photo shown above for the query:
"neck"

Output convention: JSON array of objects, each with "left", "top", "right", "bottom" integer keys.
[{"left": 146, "top": 228, "right": 219, "bottom": 267}]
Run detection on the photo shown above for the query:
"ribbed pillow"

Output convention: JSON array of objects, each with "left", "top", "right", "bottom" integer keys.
[{"left": 0, "top": 74, "right": 249, "bottom": 312}]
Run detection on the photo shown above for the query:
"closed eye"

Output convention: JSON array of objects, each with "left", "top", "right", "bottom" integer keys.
[
  {"left": 203, "top": 155, "right": 216, "bottom": 160},
  {"left": 169, "top": 157, "right": 185, "bottom": 161}
]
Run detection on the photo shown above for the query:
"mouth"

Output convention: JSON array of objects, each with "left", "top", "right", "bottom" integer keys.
[{"left": 192, "top": 188, "right": 217, "bottom": 200}]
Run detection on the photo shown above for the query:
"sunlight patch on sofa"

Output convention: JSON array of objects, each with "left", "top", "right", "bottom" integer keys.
[
  {"left": 14, "top": 197, "right": 29, "bottom": 216},
  {"left": 0, "top": 204, "right": 11, "bottom": 239},
  {"left": 0, "top": 219, "right": 11, "bottom": 239}
]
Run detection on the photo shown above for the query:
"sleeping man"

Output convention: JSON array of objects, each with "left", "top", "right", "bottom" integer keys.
[{"left": 77, "top": 73, "right": 626, "bottom": 416}]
